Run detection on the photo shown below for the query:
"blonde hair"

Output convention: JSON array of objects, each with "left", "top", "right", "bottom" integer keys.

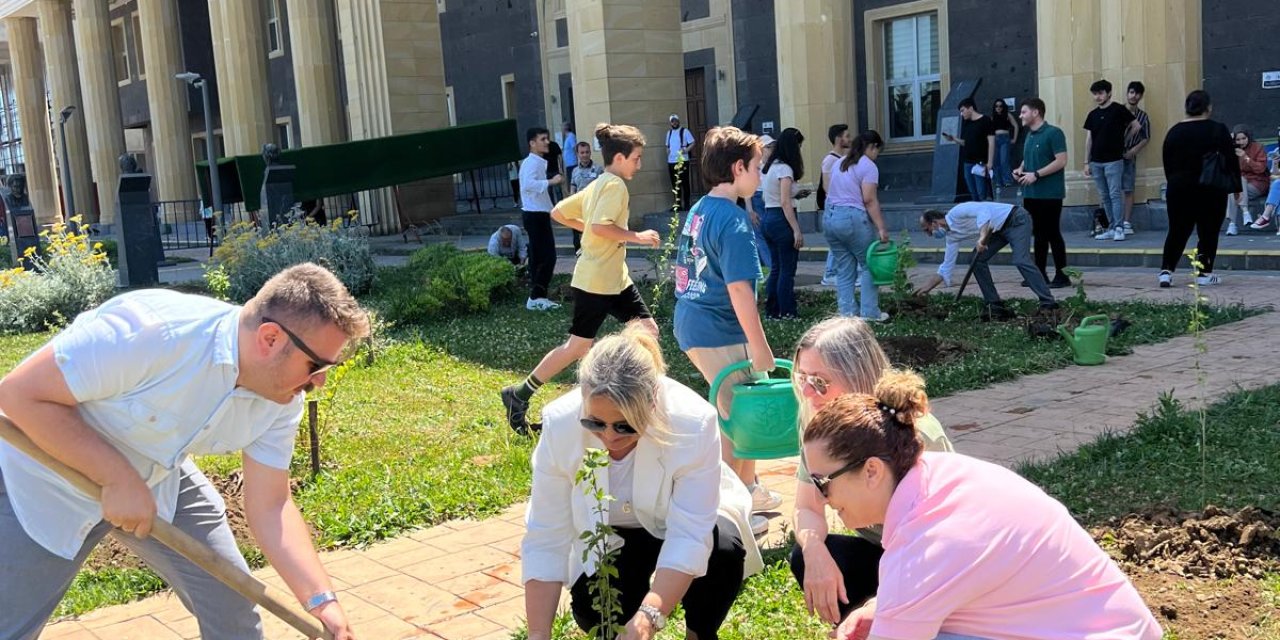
[
  {"left": 793, "top": 317, "right": 891, "bottom": 426},
  {"left": 243, "top": 263, "right": 370, "bottom": 340},
  {"left": 577, "top": 322, "right": 670, "bottom": 441},
  {"left": 803, "top": 369, "right": 929, "bottom": 481}
]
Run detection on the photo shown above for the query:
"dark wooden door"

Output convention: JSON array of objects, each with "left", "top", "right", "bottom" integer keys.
[{"left": 684, "top": 68, "right": 708, "bottom": 197}]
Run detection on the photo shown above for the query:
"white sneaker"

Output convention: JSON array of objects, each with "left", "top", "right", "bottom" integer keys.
[
  {"left": 1242, "top": 211, "right": 1254, "bottom": 227},
  {"left": 536, "top": 298, "right": 561, "bottom": 310},
  {"left": 864, "top": 311, "right": 890, "bottom": 323},
  {"left": 820, "top": 276, "right": 836, "bottom": 287},
  {"left": 750, "top": 514, "right": 770, "bottom": 537},
  {"left": 1094, "top": 229, "right": 1114, "bottom": 240},
  {"left": 1226, "top": 222, "right": 1239, "bottom": 236},
  {"left": 526, "top": 298, "right": 560, "bottom": 310},
  {"left": 1196, "top": 274, "right": 1221, "bottom": 286},
  {"left": 1123, "top": 222, "right": 1135, "bottom": 235},
  {"left": 750, "top": 484, "right": 783, "bottom": 512},
  {"left": 1112, "top": 227, "right": 1125, "bottom": 241},
  {"left": 1158, "top": 271, "right": 1172, "bottom": 288}
]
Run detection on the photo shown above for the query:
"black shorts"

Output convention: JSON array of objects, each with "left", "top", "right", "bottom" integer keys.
[{"left": 569, "top": 285, "right": 653, "bottom": 339}]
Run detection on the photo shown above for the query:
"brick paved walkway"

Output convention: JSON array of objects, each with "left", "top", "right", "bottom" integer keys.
[{"left": 43, "top": 268, "right": 1280, "bottom": 639}]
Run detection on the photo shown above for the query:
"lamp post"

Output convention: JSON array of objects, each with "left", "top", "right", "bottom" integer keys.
[
  {"left": 176, "top": 71, "right": 223, "bottom": 245},
  {"left": 57, "top": 106, "right": 76, "bottom": 224}
]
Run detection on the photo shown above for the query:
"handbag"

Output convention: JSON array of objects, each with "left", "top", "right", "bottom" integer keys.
[{"left": 1199, "top": 150, "right": 1236, "bottom": 191}]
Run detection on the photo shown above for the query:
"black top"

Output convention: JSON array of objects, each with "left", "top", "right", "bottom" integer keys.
[
  {"left": 960, "top": 115, "right": 995, "bottom": 164},
  {"left": 545, "top": 142, "right": 563, "bottom": 178},
  {"left": 991, "top": 113, "right": 1016, "bottom": 134},
  {"left": 1083, "top": 103, "right": 1135, "bottom": 163},
  {"left": 1162, "top": 119, "right": 1241, "bottom": 193}
]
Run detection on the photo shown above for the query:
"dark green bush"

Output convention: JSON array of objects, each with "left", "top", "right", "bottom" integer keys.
[{"left": 379, "top": 245, "right": 516, "bottom": 324}]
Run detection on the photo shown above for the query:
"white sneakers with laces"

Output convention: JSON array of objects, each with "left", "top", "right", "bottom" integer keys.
[{"left": 525, "top": 298, "right": 561, "bottom": 311}]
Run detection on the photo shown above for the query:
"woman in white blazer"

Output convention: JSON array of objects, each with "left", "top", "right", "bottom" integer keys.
[{"left": 522, "top": 325, "right": 764, "bottom": 640}]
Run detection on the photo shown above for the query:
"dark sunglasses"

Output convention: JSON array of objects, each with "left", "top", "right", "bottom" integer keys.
[
  {"left": 809, "top": 456, "right": 879, "bottom": 498},
  {"left": 580, "top": 417, "right": 638, "bottom": 436},
  {"left": 262, "top": 316, "right": 340, "bottom": 375}
]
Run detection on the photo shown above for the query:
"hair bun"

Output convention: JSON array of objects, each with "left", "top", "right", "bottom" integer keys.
[
  {"left": 622, "top": 320, "right": 666, "bottom": 374},
  {"left": 872, "top": 369, "right": 928, "bottom": 427}
]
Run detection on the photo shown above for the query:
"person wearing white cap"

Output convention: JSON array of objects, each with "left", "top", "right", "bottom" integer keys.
[{"left": 667, "top": 114, "right": 696, "bottom": 210}]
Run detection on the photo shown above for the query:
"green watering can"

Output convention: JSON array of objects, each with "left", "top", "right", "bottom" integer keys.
[
  {"left": 708, "top": 359, "right": 799, "bottom": 460},
  {"left": 865, "top": 241, "right": 898, "bottom": 286},
  {"left": 1057, "top": 314, "right": 1109, "bottom": 366}
]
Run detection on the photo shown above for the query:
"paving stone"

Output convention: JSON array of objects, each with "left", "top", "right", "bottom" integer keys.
[
  {"left": 423, "top": 612, "right": 508, "bottom": 639},
  {"left": 90, "top": 616, "right": 183, "bottom": 639},
  {"left": 347, "top": 574, "right": 476, "bottom": 627}
]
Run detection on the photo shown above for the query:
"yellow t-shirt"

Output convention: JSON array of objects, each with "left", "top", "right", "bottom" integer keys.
[{"left": 557, "top": 172, "right": 633, "bottom": 295}]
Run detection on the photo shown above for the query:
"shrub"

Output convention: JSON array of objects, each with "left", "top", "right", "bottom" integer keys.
[
  {"left": 0, "top": 218, "right": 116, "bottom": 334},
  {"left": 211, "top": 220, "right": 375, "bottom": 303},
  {"left": 0, "top": 236, "right": 12, "bottom": 270},
  {"left": 379, "top": 244, "right": 516, "bottom": 324}
]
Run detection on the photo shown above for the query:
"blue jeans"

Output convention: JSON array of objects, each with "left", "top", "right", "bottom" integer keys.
[
  {"left": 762, "top": 207, "right": 799, "bottom": 318},
  {"left": 750, "top": 192, "right": 771, "bottom": 269},
  {"left": 993, "top": 133, "right": 1013, "bottom": 186},
  {"left": 1267, "top": 179, "right": 1280, "bottom": 208},
  {"left": 963, "top": 163, "right": 990, "bottom": 201},
  {"left": 824, "top": 205, "right": 882, "bottom": 318},
  {"left": 1089, "top": 160, "right": 1125, "bottom": 230}
]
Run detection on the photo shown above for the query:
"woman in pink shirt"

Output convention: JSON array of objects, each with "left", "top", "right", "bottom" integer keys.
[{"left": 801, "top": 370, "right": 1162, "bottom": 640}]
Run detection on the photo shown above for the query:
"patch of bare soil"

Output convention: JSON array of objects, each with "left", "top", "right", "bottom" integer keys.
[
  {"left": 1092, "top": 506, "right": 1280, "bottom": 639},
  {"left": 884, "top": 295, "right": 953, "bottom": 320},
  {"left": 878, "top": 335, "right": 969, "bottom": 369},
  {"left": 82, "top": 471, "right": 255, "bottom": 572}
]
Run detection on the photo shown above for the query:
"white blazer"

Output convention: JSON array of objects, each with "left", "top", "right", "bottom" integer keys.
[{"left": 521, "top": 377, "right": 764, "bottom": 585}]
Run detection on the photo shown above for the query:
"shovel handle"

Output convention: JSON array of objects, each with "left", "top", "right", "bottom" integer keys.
[{"left": 0, "top": 416, "right": 333, "bottom": 640}]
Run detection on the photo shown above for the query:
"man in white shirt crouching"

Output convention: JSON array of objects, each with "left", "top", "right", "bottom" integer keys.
[{"left": 0, "top": 263, "right": 368, "bottom": 640}]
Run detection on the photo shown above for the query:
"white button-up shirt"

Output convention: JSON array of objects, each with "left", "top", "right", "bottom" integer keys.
[
  {"left": 0, "top": 290, "right": 304, "bottom": 559},
  {"left": 936, "top": 202, "right": 1015, "bottom": 285},
  {"left": 519, "top": 153, "right": 553, "bottom": 213}
]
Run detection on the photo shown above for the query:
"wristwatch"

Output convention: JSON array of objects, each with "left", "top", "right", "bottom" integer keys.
[
  {"left": 1032, "top": 170, "right": 1041, "bottom": 179},
  {"left": 304, "top": 590, "right": 338, "bottom": 612},
  {"left": 638, "top": 604, "right": 667, "bottom": 631}
]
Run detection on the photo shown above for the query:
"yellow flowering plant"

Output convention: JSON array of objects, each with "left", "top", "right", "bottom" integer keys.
[{"left": 0, "top": 216, "right": 115, "bottom": 334}]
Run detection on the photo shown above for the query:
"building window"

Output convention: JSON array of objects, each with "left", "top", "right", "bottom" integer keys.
[
  {"left": 883, "top": 12, "right": 940, "bottom": 141},
  {"left": 131, "top": 12, "right": 146, "bottom": 79},
  {"left": 111, "top": 18, "right": 131, "bottom": 85},
  {"left": 501, "top": 74, "right": 517, "bottom": 119},
  {"left": 274, "top": 118, "right": 293, "bottom": 150},
  {"left": 266, "top": 0, "right": 283, "bottom": 56},
  {"left": 555, "top": 18, "right": 568, "bottom": 48}
]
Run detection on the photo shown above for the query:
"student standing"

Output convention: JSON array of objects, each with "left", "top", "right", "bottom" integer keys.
[
  {"left": 1119, "top": 81, "right": 1151, "bottom": 236},
  {"left": 943, "top": 99, "right": 995, "bottom": 202},
  {"left": 1013, "top": 98, "right": 1072, "bottom": 289},
  {"left": 520, "top": 128, "right": 566, "bottom": 311},
  {"left": 760, "top": 128, "right": 809, "bottom": 319},
  {"left": 818, "top": 124, "right": 852, "bottom": 286},
  {"left": 1083, "top": 79, "right": 1141, "bottom": 241},
  {"left": 990, "top": 100, "right": 1020, "bottom": 189},
  {"left": 825, "top": 131, "right": 891, "bottom": 321}
]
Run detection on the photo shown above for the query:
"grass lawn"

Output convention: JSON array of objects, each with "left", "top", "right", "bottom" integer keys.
[{"left": 0, "top": 271, "right": 1255, "bottom": 619}]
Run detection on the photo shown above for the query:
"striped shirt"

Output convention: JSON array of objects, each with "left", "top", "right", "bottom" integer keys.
[{"left": 1124, "top": 107, "right": 1150, "bottom": 151}]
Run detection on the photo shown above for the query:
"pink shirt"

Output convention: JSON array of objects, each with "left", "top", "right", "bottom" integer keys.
[
  {"left": 873, "top": 452, "right": 1161, "bottom": 640},
  {"left": 826, "top": 155, "right": 878, "bottom": 210}
]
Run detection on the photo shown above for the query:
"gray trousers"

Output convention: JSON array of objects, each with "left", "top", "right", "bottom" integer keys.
[
  {"left": 0, "top": 460, "right": 262, "bottom": 639},
  {"left": 971, "top": 207, "right": 1056, "bottom": 307}
]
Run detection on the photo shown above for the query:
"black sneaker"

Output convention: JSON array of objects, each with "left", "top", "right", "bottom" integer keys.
[
  {"left": 1049, "top": 273, "right": 1072, "bottom": 289},
  {"left": 500, "top": 385, "right": 531, "bottom": 436}
]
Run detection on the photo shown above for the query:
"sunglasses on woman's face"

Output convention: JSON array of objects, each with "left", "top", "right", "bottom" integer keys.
[
  {"left": 795, "top": 372, "right": 831, "bottom": 395},
  {"left": 809, "top": 457, "right": 874, "bottom": 498},
  {"left": 580, "top": 418, "right": 638, "bottom": 436}
]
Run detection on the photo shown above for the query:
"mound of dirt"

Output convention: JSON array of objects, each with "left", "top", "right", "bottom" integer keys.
[
  {"left": 879, "top": 336, "right": 969, "bottom": 369},
  {"left": 1092, "top": 505, "right": 1280, "bottom": 580}
]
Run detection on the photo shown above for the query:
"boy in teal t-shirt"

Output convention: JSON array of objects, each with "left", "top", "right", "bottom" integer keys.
[{"left": 673, "top": 126, "right": 780, "bottom": 524}]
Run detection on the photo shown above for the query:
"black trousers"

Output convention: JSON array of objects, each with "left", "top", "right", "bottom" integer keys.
[
  {"left": 522, "top": 210, "right": 556, "bottom": 299},
  {"left": 788, "top": 534, "right": 883, "bottom": 621},
  {"left": 1162, "top": 187, "right": 1228, "bottom": 274},
  {"left": 570, "top": 520, "right": 746, "bottom": 639},
  {"left": 1024, "top": 197, "right": 1067, "bottom": 277},
  {"left": 668, "top": 162, "right": 691, "bottom": 211}
]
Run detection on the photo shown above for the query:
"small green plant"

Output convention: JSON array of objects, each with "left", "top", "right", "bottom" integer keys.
[
  {"left": 1061, "top": 267, "right": 1087, "bottom": 311},
  {"left": 648, "top": 155, "right": 688, "bottom": 308},
  {"left": 576, "top": 448, "right": 625, "bottom": 640},
  {"left": 889, "top": 229, "right": 917, "bottom": 301},
  {"left": 203, "top": 264, "right": 231, "bottom": 301},
  {"left": 376, "top": 244, "right": 517, "bottom": 324},
  {"left": 0, "top": 236, "right": 13, "bottom": 270},
  {"left": 1185, "top": 249, "right": 1210, "bottom": 507}
]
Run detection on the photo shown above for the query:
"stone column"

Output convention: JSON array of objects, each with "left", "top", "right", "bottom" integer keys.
[
  {"left": 214, "top": 0, "right": 273, "bottom": 156},
  {"left": 4, "top": 17, "right": 60, "bottom": 223},
  {"left": 137, "top": 0, "right": 198, "bottom": 202},
  {"left": 565, "top": 0, "right": 685, "bottom": 215},
  {"left": 775, "top": 0, "right": 856, "bottom": 206},
  {"left": 288, "top": 0, "right": 344, "bottom": 146},
  {"left": 337, "top": 0, "right": 453, "bottom": 234},
  {"left": 37, "top": 0, "right": 96, "bottom": 221},
  {"left": 1036, "top": 0, "right": 1202, "bottom": 206},
  {"left": 72, "top": 0, "right": 128, "bottom": 225}
]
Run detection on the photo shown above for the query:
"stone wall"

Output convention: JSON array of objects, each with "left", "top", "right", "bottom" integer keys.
[
  {"left": 729, "top": 0, "right": 779, "bottom": 134},
  {"left": 440, "top": 0, "right": 546, "bottom": 136},
  {"left": 1203, "top": 0, "right": 1280, "bottom": 140}
]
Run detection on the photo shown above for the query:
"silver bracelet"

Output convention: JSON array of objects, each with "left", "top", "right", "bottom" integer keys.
[{"left": 304, "top": 590, "right": 338, "bottom": 612}]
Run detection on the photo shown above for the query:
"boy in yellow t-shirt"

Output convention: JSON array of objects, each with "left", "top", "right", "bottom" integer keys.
[{"left": 500, "top": 123, "right": 661, "bottom": 434}]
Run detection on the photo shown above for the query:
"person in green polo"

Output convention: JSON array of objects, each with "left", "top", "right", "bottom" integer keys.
[{"left": 1013, "top": 97, "right": 1072, "bottom": 288}]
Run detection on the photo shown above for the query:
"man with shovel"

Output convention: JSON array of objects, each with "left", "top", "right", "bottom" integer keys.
[
  {"left": 0, "top": 263, "right": 366, "bottom": 639},
  {"left": 915, "top": 202, "right": 1058, "bottom": 320}
]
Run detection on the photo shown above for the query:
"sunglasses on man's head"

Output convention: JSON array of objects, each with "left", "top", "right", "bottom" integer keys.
[
  {"left": 262, "top": 316, "right": 340, "bottom": 375},
  {"left": 580, "top": 418, "right": 638, "bottom": 436},
  {"left": 809, "top": 456, "right": 879, "bottom": 498}
]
